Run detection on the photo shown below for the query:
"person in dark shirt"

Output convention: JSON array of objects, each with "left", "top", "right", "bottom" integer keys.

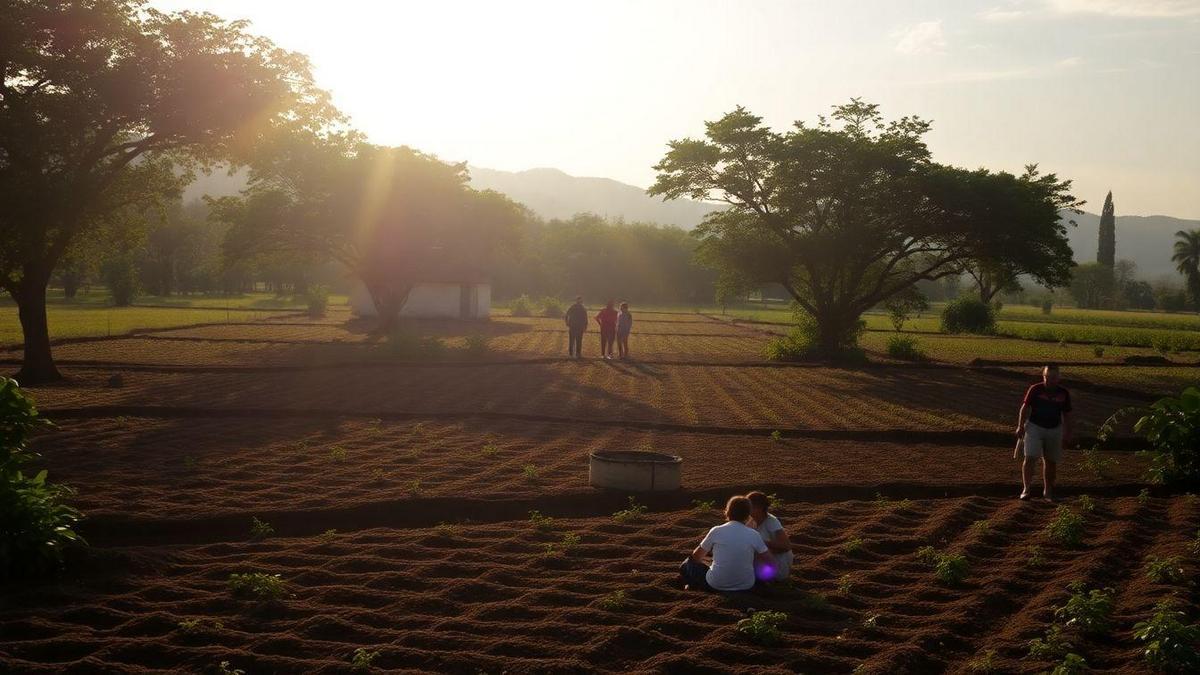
[
  {"left": 564, "top": 296, "right": 588, "bottom": 358},
  {"left": 1015, "top": 364, "right": 1073, "bottom": 501},
  {"left": 595, "top": 300, "right": 619, "bottom": 360}
]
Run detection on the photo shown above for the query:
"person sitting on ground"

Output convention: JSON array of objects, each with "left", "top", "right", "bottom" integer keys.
[
  {"left": 616, "top": 301, "right": 633, "bottom": 359},
  {"left": 679, "top": 495, "right": 775, "bottom": 592},
  {"left": 746, "top": 491, "right": 794, "bottom": 583},
  {"left": 1015, "top": 363, "right": 1073, "bottom": 502},
  {"left": 564, "top": 295, "right": 588, "bottom": 358},
  {"left": 595, "top": 299, "right": 619, "bottom": 360}
]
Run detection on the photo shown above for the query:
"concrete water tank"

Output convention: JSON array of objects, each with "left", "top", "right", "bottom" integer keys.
[{"left": 588, "top": 450, "right": 682, "bottom": 491}]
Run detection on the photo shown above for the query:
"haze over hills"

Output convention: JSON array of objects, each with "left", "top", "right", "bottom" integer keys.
[{"left": 183, "top": 165, "right": 1196, "bottom": 282}]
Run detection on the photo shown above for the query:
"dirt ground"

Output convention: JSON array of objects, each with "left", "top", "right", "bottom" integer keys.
[{"left": 2, "top": 310, "right": 1195, "bottom": 673}]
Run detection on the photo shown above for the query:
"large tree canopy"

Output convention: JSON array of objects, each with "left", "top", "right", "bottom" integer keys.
[
  {"left": 1, "top": 0, "right": 339, "bottom": 382},
  {"left": 217, "top": 142, "right": 528, "bottom": 328},
  {"left": 650, "top": 100, "right": 1080, "bottom": 354}
]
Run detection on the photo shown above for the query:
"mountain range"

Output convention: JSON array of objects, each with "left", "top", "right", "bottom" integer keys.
[{"left": 184, "top": 165, "right": 1196, "bottom": 281}]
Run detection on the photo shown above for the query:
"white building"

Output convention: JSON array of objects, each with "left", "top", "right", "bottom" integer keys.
[{"left": 350, "top": 280, "right": 491, "bottom": 320}]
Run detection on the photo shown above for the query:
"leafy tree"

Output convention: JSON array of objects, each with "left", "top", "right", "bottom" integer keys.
[
  {"left": 1069, "top": 262, "right": 1115, "bottom": 309},
  {"left": 963, "top": 261, "right": 1024, "bottom": 304},
  {"left": 1172, "top": 229, "right": 1200, "bottom": 311},
  {"left": 649, "top": 100, "right": 1080, "bottom": 356},
  {"left": 218, "top": 142, "right": 527, "bottom": 328},
  {"left": 0, "top": 0, "right": 338, "bottom": 382},
  {"left": 1097, "top": 191, "right": 1116, "bottom": 267},
  {"left": 883, "top": 286, "right": 928, "bottom": 332}
]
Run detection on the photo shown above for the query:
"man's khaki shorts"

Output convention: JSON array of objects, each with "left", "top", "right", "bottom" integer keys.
[{"left": 1024, "top": 422, "right": 1064, "bottom": 463}]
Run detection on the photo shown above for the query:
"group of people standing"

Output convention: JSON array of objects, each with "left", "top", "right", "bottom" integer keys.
[{"left": 564, "top": 297, "right": 634, "bottom": 359}]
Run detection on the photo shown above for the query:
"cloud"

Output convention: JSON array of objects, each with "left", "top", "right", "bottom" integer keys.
[
  {"left": 1056, "top": 56, "right": 1085, "bottom": 67},
  {"left": 893, "top": 20, "right": 948, "bottom": 55},
  {"left": 903, "top": 56, "right": 1087, "bottom": 85},
  {"left": 981, "top": 0, "right": 1200, "bottom": 21}
]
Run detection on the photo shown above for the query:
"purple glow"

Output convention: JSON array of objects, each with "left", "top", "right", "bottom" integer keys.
[{"left": 755, "top": 561, "right": 777, "bottom": 582}]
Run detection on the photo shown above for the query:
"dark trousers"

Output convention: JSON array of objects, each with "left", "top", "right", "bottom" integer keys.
[
  {"left": 679, "top": 558, "right": 712, "bottom": 591},
  {"left": 568, "top": 328, "right": 584, "bottom": 357}
]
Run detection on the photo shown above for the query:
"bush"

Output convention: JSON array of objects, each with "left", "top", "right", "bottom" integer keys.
[
  {"left": 1056, "top": 582, "right": 1114, "bottom": 635},
  {"left": 934, "top": 553, "right": 969, "bottom": 586},
  {"left": 228, "top": 572, "right": 287, "bottom": 601},
  {"left": 765, "top": 308, "right": 865, "bottom": 362},
  {"left": 940, "top": 296, "right": 996, "bottom": 334},
  {"left": 102, "top": 254, "right": 139, "bottom": 306},
  {"left": 886, "top": 335, "right": 926, "bottom": 361},
  {"left": 304, "top": 285, "right": 329, "bottom": 318},
  {"left": 1134, "top": 387, "right": 1200, "bottom": 487},
  {"left": 540, "top": 297, "right": 564, "bottom": 318},
  {"left": 463, "top": 334, "right": 489, "bottom": 358},
  {"left": 736, "top": 610, "right": 787, "bottom": 646},
  {"left": 1045, "top": 506, "right": 1085, "bottom": 547},
  {"left": 1042, "top": 299, "right": 1053, "bottom": 315},
  {"left": 510, "top": 294, "right": 533, "bottom": 317},
  {"left": 0, "top": 378, "right": 85, "bottom": 580},
  {"left": 388, "top": 331, "right": 446, "bottom": 360},
  {"left": 1133, "top": 599, "right": 1200, "bottom": 672}
]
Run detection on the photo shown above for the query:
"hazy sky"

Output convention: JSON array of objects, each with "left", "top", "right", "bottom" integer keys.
[{"left": 152, "top": 0, "right": 1200, "bottom": 218}]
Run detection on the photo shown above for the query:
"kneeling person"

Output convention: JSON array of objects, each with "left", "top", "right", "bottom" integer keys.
[{"left": 680, "top": 496, "right": 775, "bottom": 592}]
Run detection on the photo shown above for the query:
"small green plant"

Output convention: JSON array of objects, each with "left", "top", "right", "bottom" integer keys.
[
  {"left": 1189, "top": 529, "right": 1200, "bottom": 557},
  {"left": 522, "top": 464, "right": 539, "bottom": 480},
  {"left": 886, "top": 335, "right": 926, "bottom": 361},
  {"left": 1050, "top": 653, "right": 1088, "bottom": 675},
  {"left": 1093, "top": 345, "right": 1105, "bottom": 358},
  {"left": 1045, "top": 506, "right": 1085, "bottom": 548},
  {"left": 1076, "top": 494, "right": 1096, "bottom": 513},
  {"left": 178, "top": 617, "right": 224, "bottom": 634},
  {"left": 510, "top": 294, "right": 534, "bottom": 317},
  {"left": 543, "top": 532, "right": 581, "bottom": 555},
  {"left": 528, "top": 510, "right": 555, "bottom": 531},
  {"left": 1027, "top": 625, "right": 1073, "bottom": 660},
  {"left": 770, "top": 429, "right": 783, "bottom": 442},
  {"left": 1132, "top": 598, "right": 1200, "bottom": 672},
  {"left": 861, "top": 614, "right": 881, "bottom": 630},
  {"left": 319, "top": 529, "right": 338, "bottom": 543},
  {"left": 736, "top": 610, "right": 787, "bottom": 646},
  {"left": 691, "top": 499, "right": 716, "bottom": 512},
  {"left": 481, "top": 442, "right": 499, "bottom": 457},
  {"left": 1055, "top": 582, "right": 1114, "bottom": 635},
  {"left": 794, "top": 591, "right": 831, "bottom": 612},
  {"left": 1134, "top": 387, "right": 1200, "bottom": 486},
  {"left": 228, "top": 572, "right": 287, "bottom": 601},
  {"left": 842, "top": 537, "right": 865, "bottom": 555},
  {"left": 1027, "top": 544, "right": 1047, "bottom": 567},
  {"left": 1078, "top": 448, "right": 1116, "bottom": 480},
  {"left": 1144, "top": 555, "right": 1186, "bottom": 584},
  {"left": 934, "top": 553, "right": 969, "bottom": 586},
  {"left": 837, "top": 573, "right": 855, "bottom": 594},
  {"left": 915, "top": 545, "right": 940, "bottom": 566},
  {"left": 249, "top": 517, "right": 274, "bottom": 540},
  {"left": 596, "top": 590, "right": 628, "bottom": 611},
  {"left": 940, "top": 296, "right": 996, "bottom": 334},
  {"left": 328, "top": 445, "right": 347, "bottom": 462},
  {"left": 350, "top": 647, "right": 379, "bottom": 671},
  {"left": 612, "top": 496, "right": 648, "bottom": 523},
  {"left": 435, "top": 522, "right": 461, "bottom": 538},
  {"left": 406, "top": 479, "right": 422, "bottom": 496},
  {"left": 966, "top": 649, "right": 998, "bottom": 673},
  {"left": 463, "top": 334, "right": 489, "bottom": 358},
  {"left": 540, "top": 297, "right": 564, "bottom": 318},
  {"left": 214, "top": 661, "right": 245, "bottom": 675},
  {"left": 1139, "top": 488, "right": 1152, "bottom": 505},
  {"left": 970, "top": 519, "right": 992, "bottom": 536},
  {"left": 370, "top": 467, "right": 386, "bottom": 483}
]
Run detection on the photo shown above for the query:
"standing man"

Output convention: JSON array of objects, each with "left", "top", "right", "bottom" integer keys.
[
  {"left": 564, "top": 296, "right": 588, "bottom": 358},
  {"left": 1016, "top": 364, "right": 1073, "bottom": 502},
  {"left": 595, "top": 300, "right": 619, "bottom": 360}
]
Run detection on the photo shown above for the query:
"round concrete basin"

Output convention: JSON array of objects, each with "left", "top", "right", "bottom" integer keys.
[{"left": 588, "top": 450, "right": 682, "bottom": 491}]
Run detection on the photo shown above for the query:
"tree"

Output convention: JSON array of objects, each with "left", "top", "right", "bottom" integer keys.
[
  {"left": 1, "top": 0, "right": 338, "bottom": 382},
  {"left": 1069, "top": 262, "right": 1115, "bottom": 309},
  {"left": 218, "top": 143, "right": 528, "bottom": 329},
  {"left": 963, "top": 261, "right": 1023, "bottom": 304},
  {"left": 1172, "top": 229, "right": 1200, "bottom": 311},
  {"left": 883, "top": 286, "right": 928, "bottom": 332},
  {"left": 1097, "top": 191, "right": 1116, "bottom": 267},
  {"left": 649, "top": 100, "right": 1080, "bottom": 356}
]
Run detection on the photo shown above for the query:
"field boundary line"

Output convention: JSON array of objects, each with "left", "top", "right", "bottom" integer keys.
[{"left": 0, "top": 312, "right": 308, "bottom": 352}]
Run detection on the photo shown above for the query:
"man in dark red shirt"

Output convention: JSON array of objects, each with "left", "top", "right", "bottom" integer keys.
[
  {"left": 595, "top": 300, "right": 618, "bottom": 360},
  {"left": 1015, "top": 364, "right": 1073, "bottom": 501}
]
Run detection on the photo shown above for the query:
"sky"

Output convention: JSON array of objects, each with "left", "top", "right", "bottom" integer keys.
[{"left": 151, "top": 0, "right": 1200, "bottom": 218}]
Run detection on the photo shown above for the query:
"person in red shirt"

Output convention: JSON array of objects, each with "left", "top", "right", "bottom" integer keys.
[
  {"left": 595, "top": 300, "right": 619, "bottom": 360},
  {"left": 1015, "top": 364, "right": 1074, "bottom": 502}
]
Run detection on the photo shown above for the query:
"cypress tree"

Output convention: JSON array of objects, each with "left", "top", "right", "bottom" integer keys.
[{"left": 1097, "top": 191, "right": 1116, "bottom": 267}]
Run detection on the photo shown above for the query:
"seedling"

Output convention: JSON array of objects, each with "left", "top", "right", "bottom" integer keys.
[
  {"left": 370, "top": 467, "right": 386, "bottom": 483},
  {"left": 874, "top": 492, "right": 912, "bottom": 512},
  {"left": 837, "top": 573, "right": 855, "bottom": 594},
  {"left": 794, "top": 591, "right": 830, "bottom": 612},
  {"left": 691, "top": 499, "right": 716, "bottom": 512},
  {"left": 861, "top": 614, "right": 881, "bottom": 630},
  {"left": 966, "top": 649, "right": 998, "bottom": 673},
  {"left": 1144, "top": 555, "right": 1186, "bottom": 584},
  {"left": 1138, "top": 488, "right": 1151, "bottom": 505},
  {"left": 1055, "top": 582, "right": 1114, "bottom": 635},
  {"left": 1132, "top": 599, "right": 1200, "bottom": 672},
  {"left": 770, "top": 430, "right": 783, "bottom": 442},
  {"left": 1078, "top": 448, "right": 1115, "bottom": 479},
  {"left": 1190, "top": 529, "right": 1200, "bottom": 557},
  {"left": 1075, "top": 494, "right": 1096, "bottom": 513},
  {"left": 319, "top": 529, "right": 338, "bottom": 543},
  {"left": 766, "top": 492, "right": 786, "bottom": 509},
  {"left": 435, "top": 522, "right": 461, "bottom": 538},
  {"left": 177, "top": 617, "right": 224, "bottom": 634},
  {"left": 736, "top": 610, "right": 787, "bottom": 646},
  {"left": 1051, "top": 653, "right": 1088, "bottom": 675},
  {"left": 842, "top": 537, "right": 865, "bottom": 555},
  {"left": 328, "top": 445, "right": 347, "bottom": 462},
  {"left": 228, "top": 572, "right": 287, "bottom": 601},
  {"left": 596, "top": 590, "right": 628, "bottom": 611},
  {"left": 1027, "top": 545, "right": 1047, "bottom": 567},
  {"left": 406, "top": 479, "right": 422, "bottom": 496},
  {"left": 612, "top": 496, "right": 648, "bottom": 523},
  {"left": 1027, "top": 625, "right": 1073, "bottom": 660},
  {"left": 214, "top": 662, "right": 245, "bottom": 675},
  {"left": 1045, "top": 506, "right": 1085, "bottom": 548},
  {"left": 543, "top": 532, "right": 581, "bottom": 555},
  {"left": 528, "top": 510, "right": 555, "bottom": 531},
  {"left": 350, "top": 648, "right": 379, "bottom": 671},
  {"left": 481, "top": 442, "right": 499, "bottom": 457},
  {"left": 915, "top": 545, "right": 940, "bottom": 566},
  {"left": 522, "top": 464, "right": 539, "bottom": 480},
  {"left": 249, "top": 517, "right": 274, "bottom": 541},
  {"left": 970, "top": 519, "right": 992, "bottom": 536},
  {"left": 1092, "top": 345, "right": 1105, "bottom": 358},
  {"left": 934, "top": 553, "right": 969, "bottom": 586}
]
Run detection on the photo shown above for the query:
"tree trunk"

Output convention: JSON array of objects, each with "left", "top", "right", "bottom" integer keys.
[
  {"left": 12, "top": 278, "right": 62, "bottom": 384},
  {"left": 812, "top": 308, "right": 865, "bottom": 359},
  {"left": 63, "top": 272, "right": 80, "bottom": 299}
]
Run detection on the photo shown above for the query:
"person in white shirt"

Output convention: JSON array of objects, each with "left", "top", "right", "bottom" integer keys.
[
  {"left": 746, "top": 491, "right": 794, "bottom": 583},
  {"left": 679, "top": 495, "right": 776, "bottom": 592}
]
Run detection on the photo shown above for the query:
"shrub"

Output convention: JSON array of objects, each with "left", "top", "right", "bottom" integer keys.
[
  {"left": 736, "top": 610, "right": 787, "bottom": 646},
  {"left": 842, "top": 537, "right": 865, "bottom": 555},
  {"left": 522, "top": 464, "right": 539, "bottom": 480},
  {"left": 1077, "top": 448, "right": 1116, "bottom": 480},
  {"left": 915, "top": 545, "right": 940, "bottom": 566},
  {"left": 1050, "top": 653, "right": 1088, "bottom": 675},
  {"left": 350, "top": 648, "right": 379, "bottom": 671},
  {"left": 1134, "top": 387, "right": 1200, "bottom": 486},
  {"left": 966, "top": 649, "right": 998, "bottom": 673},
  {"left": 101, "top": 254, "right": 139, "bottom": 306},
  {"left": 1055, "top": 582, "right": 1114, "bottom": 635},
  {"left": 934, "top": 553, "right": 969, "bottom": 585},
  {"left": 612, "top": 496, "right": 648, "bottom": 523},
  {"left": 388, "top": 331, "right": 447, "bottom": 360},
  {"left": 1093, "top": 345, "right": 1106, "bottom": 358},
  {"left": 1042, "top": 299, "right": 1053, "bottom": 315},
  {"left": 228, "top": 572, "right": 287, "bottom": 601},
  {"left": 540, "top": 297, "right": 564, "bottom": 318},
  {"left": 596, "top": 590, "right": 628, "bottom": 611},
  {"left": 1045, "top": 506, "right": 1085, "bottom": 548},
  {"left": 1144, "top": 555, "right": 1186, "bottom": 584},
  {"left": 765, "top": 328, "right": 814, "bottom": 362},
  {"left": 543, "top": 532, "right": 581, "bottom": 555},
  {"left": 837, "top": 573, "right": 855, "bottom": 594},
  {"left": 770, "top": 429, "right": 783, "bottom": 442},
  {"left": 510, "top": 294, "right": 533, "bottom": 317},
  {"left": 886, "top": 335, "right": 926, "bottom": 361},
  {"left": 691, "top": 499, "right": 716, "bottom": 512},
  {"left": 1076, "top": 495, "right": 1096, "bottom": 513},
  {"left": 940, "top": 297, "right": 996, "bottom": 334},
  {"left": 0, "top": 378, "right": 85, "bottom": 580},
  {"left": 528, "top": 510, "right": 555, "bottom": 531},
  {"left": 249, "top": 517, "right": 273, "bottom": 540},
  {"left": 304, "top": 285, "right": 329, "bottom": 318},
  {"left": 765, "top": 307, "right": 865, "bottom": 361},
  {"left": 1027, "top": 625, "right": 1073, "bottom": 660},
  {"left": 463, "top": 334, "right": 489, "bottom": 358},
  {"left": 1133, "top": 599, "right": 1200, "bottom": 672}
]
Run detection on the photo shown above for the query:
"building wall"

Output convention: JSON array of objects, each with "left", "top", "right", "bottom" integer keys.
[{"left": 349, "top": 282, "right": 491, "bottom": 319}]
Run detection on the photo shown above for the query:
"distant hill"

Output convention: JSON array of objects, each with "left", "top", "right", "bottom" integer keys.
[
  {"left": 1064, "top": 211, "right": 1198, "bottom": 280},
  {"left": 468, "top": 166, "right": 722, "bottom": 228}
]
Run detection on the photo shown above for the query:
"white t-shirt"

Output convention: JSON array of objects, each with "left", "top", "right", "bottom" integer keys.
[
  {"left": 699, "top": 520, "right": 768, "bottom": 591},
  {"left": 754, "top": 513, "right": 795, "bottom": 579}
]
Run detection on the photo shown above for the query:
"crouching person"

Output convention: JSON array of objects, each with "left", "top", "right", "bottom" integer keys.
[
  {"left": 680, "top": 495, "right": 775, "bottom": 592},
  {"left": 747, "top": 491, "right": 794, "bottom": 583}
]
